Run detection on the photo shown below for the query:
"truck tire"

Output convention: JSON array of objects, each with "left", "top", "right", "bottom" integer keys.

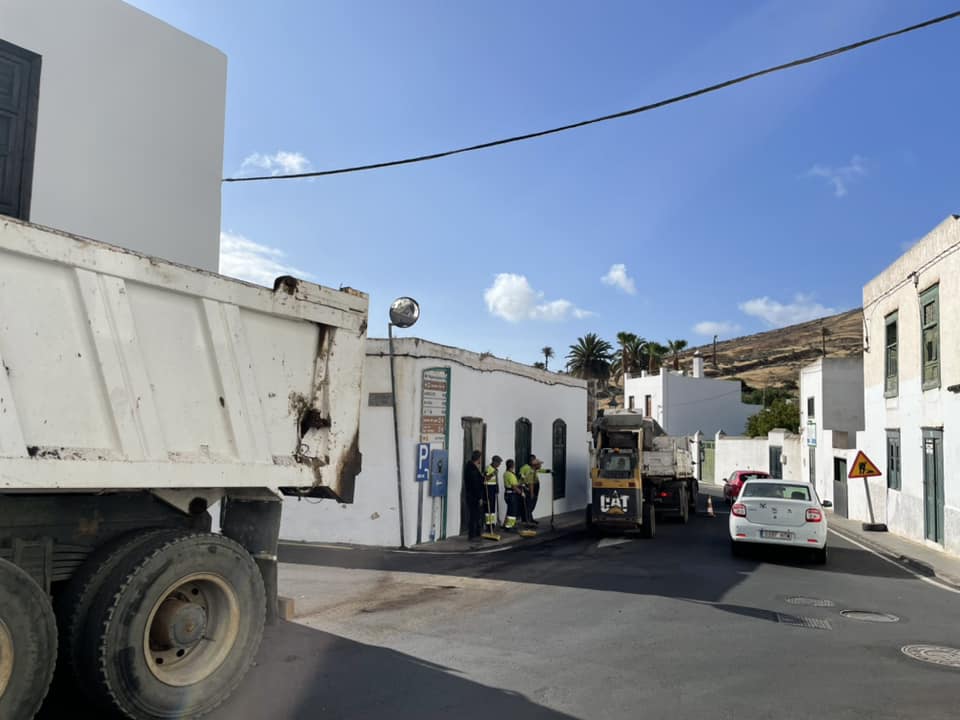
[
  {"left": 585, "top": 503, "right": 597, "bottom": 534},
  {"left": 81, "top": 532, "right": 266, "bottom": 719},
  {"left": 639, "top": 500, "right": 656, "bottom": 539},
  {"left": 0, "top": 558, "right": 57, "bottom": 720},
  {"left": 54, "top": 528, "right": 189, "bottom": 699},
  {"left": 688, "top": 481, "right": 699, "bottom": 512},
  {"left": 677, "top": 488, "right": 689, "bottom": 524}
]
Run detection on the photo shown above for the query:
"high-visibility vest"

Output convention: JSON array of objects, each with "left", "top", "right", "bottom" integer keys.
[
  {"left": 503, "top": 470, "right": 520, "bottom": 491},
  {"left": 484, "top": 464, "right": 499, "bottom": 485}
]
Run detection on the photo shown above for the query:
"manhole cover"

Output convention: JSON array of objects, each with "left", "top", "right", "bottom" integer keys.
[
  {"left": 901, "top": 645, "right": 960, "bottom": 668},
  {"left": 776, "top": 613, "right": 832, "bottom": 630},
  {"left": 841, "top": 610, "right": 900, "bottom": 623},
  {"left": 785, "top": 596, "right": 835, "bottom": 607}
]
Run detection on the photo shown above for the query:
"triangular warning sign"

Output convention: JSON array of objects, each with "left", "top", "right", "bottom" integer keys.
[{"left": 848, "top": 450, "right": 882, "bottom": 479}]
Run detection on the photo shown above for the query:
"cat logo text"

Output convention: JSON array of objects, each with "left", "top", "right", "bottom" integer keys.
[{"left": 600, "top": 492, "right": 629, "bottom": 514}]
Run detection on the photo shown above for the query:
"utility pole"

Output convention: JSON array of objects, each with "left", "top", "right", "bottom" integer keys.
[{"left": 713, "top": 335, "right": 718, "bottom": 368}]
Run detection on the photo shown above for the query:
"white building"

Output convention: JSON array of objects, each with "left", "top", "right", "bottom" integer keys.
[
  {"left": 714, "top": 428, "right": 802, "bottom": 485},
  {"left": 798, "top": 357, "right": 864, "bottom": 510},
  {"left": 855, "top": 215, "right": 960, "bottom": 555},
  {"left": 0, "top": 0, "right": 226, "bottom": 270},
  {"left": 624, "top": 355, "right": 760, "bottom": 437},
  {"left": 281, "top": 338, "right": 590, "bottom": 547}
]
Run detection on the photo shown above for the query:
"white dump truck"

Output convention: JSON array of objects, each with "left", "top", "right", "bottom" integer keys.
[{"left": 0, "top": 218, "right": 368, "bottom": 718}]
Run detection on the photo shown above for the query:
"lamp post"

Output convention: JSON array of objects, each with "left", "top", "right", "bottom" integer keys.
[{"left": 388, "top": 297, "right": 420, "bottom": 549}]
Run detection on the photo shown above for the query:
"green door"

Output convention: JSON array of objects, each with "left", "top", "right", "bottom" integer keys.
[{"left": 922, "top": 429, "right": 945, "bottom": 544}]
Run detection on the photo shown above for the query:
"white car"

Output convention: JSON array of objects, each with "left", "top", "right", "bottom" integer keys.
[{"left": 729, "top": 479, "right": 831, "bottom": 564}]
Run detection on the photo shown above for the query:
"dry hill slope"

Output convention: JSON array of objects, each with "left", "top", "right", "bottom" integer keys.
[{"left": 683, "top": 308, "right": 864, "bottom": 389}]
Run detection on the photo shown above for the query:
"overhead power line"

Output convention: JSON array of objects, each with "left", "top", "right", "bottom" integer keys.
[{"left": 223, "top": 9, "right": 960, "bottom": 183}]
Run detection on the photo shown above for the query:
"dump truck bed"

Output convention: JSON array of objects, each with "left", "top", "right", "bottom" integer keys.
[{"left": 0, "top": 218, "right": 368, "bottom": 499}]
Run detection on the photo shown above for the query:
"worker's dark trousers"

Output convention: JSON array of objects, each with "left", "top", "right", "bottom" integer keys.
[
  {"left": 483, "top": 486, "right": 498, "bottom": 525},
  {"left": 527, "top": 485, "right": 540, "bottom": 518},
  {"left": 466, "top": 497, "right": 483, "bottom": 538},
  {"left": 504, "top": 492, "right": 521, "bottom": 526}
]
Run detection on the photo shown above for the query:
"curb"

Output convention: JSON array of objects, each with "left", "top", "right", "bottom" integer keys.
[
  {"left": 829, "top": 526, "right": 960, "bottom": 590},
  {"left": 392, "top": 523, "right": 585, "bottom": 556}
]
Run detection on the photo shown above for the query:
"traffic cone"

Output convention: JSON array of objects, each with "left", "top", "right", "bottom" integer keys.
[{"left": 706, "top": 496, "right": 715, "bottom": 518}]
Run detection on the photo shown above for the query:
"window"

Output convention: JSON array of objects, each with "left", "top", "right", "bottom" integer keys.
[
  {"left": 886, "top": 430, "right": 901, "bottom": 491},
  {"left": 807, "top": 397, "right": 815, "bottom": 418},
  {"left": 920, "top": 285, "right": 939, "bottom": 389},
  {"left": 884, "top": 312, "right": 898, "bottom": 397},
  {"left": 628, "top": 395, "right": 635, "bottom": 410},
  {"left": 644, "top": 395, "right": 652, "bottom": 417},
  {"left": 514, "top": 418, "right": 532, "bottom": 472},
  {"left": 552, "top": 419, "right": 567, "bottom": 499},
  {"left": 0, "top": 39, "right": 42, "bottom": 220}
]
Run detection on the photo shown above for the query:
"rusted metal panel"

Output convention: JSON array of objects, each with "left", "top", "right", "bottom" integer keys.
[{"left": 0, "top": 219, "right": 369, "bottom": 497}]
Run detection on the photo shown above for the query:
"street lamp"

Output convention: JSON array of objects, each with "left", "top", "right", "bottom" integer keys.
[{"left": 388, "top": 297, "right": 420, "bottom": 549}]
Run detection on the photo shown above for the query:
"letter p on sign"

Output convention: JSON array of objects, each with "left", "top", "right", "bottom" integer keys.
[{"left": 416, "top": 443, "right": 430, "bottom": 482}]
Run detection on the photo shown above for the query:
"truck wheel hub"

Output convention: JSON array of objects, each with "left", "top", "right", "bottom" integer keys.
[
  {"left": 151, "top": 597, "right": 207, "bottom": 648},
  {"left": 0, "top": 619, "right": 13, "bottom": 699},
  {"left": 144, "top": 572, "right": 241, "bottom": 687}
]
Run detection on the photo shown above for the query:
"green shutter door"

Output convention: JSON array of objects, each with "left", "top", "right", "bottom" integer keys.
[{"left": 922, "top": 429, "right": 944, "bottom": 544}]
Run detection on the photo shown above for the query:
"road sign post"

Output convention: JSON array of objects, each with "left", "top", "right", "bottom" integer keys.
[{"left": 848, "top": 450, "right": 886, "bottom": 532}]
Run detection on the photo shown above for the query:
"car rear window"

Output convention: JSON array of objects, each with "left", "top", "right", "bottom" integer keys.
[
  {"left": 742, "top": 483, "right": 811, "bottom": 501},
  {"left": 740, "top": 472, "right": 769, "bottom": 481}
]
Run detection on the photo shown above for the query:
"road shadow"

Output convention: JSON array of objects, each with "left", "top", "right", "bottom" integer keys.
[
  {"left": 212, "top": 621, "right": 576, "bottom": 720},
  {"left": 733, "top": 542, "right": 922, "bottom": 581},
  {"left": 40, "top": 621, "right": 575, "bottom": 720},
  {"left": 281, "top": 499, "right": 930, "bottom": 610}
]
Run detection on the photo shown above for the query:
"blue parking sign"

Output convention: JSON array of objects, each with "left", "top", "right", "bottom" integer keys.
[{"left": 415, "top": 443, "right": 430, "bottom": 482}]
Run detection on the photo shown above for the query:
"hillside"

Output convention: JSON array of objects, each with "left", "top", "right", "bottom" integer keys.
[
  {"left": 600, "top": 308, "right": 864, "bottom": 410},
  {"left": 683, "top": 307, "right": 864, "bottom": 390}
]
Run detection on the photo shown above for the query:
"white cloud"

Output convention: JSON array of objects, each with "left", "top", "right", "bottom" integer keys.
[
  {"left": 240, "top": 151, "right": 312, "bottom": 176},
  {"left": 693, "top": 321, "right": 741, "bottom": 337},
  {"left": 483, "top": 273, "right": 592, "bottom": 322},
  {"left": 806, "top": 155, "right": 867, "bottom": 197},
  {"left": 219, "top": 231, "right": 313, "bottom": 286},
  {"left": 739, "top": 293, "right": 836, "bottom": 327},
  {"left": 600, "top": 263, "right": 636, "bottom": 294}
]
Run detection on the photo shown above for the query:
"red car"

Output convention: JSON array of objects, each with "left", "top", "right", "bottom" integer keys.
[{"left": 723, "top": 470, "right": 771, "bottom": 503}]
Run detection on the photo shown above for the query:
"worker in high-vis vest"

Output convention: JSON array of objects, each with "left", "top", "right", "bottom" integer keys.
[
  {"left": 483, "top": 455, "right": 502, "bottom": 529},
  {"left": 502, "top": 459, "right": 521, "bottom": 531},
  {"left": 518, "top": 454, "right": 550, "bottom": 524}
]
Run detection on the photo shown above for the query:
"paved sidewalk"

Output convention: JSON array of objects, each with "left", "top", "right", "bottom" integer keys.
[
  {"left": 403, "top": 508, "right": 584, "bottom": 554},
  {"left": 828, "top": 513, "right": 960, "bottom": 588}
]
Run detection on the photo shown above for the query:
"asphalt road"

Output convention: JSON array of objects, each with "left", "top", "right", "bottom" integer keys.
[{"left": 42, "top": 503, "right": 960, "bottom": 719}]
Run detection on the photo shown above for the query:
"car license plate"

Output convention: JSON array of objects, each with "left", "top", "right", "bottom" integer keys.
[{"left": 761, "top": 529, "right": 793, "bottom": 540}]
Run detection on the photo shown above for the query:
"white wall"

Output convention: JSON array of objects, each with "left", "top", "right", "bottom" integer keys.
[
  {"left": 663, "top": 373, "right": 758, "bottom": 437},
  {"left": 1, "top": 0, "right": 226, "bottom": 270},
  {"left": 799, "top": 358, "right": 865, "bottom": 505},
  {"left": 714, "top": 429, "right": 801, "bottom": 485},
  {"left": 861, "top": 215, "right": 959, "bottom": 554},
  {"left": 624, "top": 374, "right": 662, "bottom": 422},
  {"left": 281, "top": 339, "right": 590, "bottom": 547},
  {"left": 625, "top": 371, "right": 757, "bottom": 437}
]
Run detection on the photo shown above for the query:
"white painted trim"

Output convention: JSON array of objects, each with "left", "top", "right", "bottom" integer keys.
[{"left": 0, "top": 458, "right": 312, "bottom": 490}]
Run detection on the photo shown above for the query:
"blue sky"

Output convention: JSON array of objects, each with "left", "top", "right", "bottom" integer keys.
[{"left": 129, "top": 0, "right": 960, "bottom": 365}]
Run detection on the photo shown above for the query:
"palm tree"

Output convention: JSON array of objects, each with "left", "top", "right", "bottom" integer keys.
[
  {"left": 611, "top": 334, "right": 647, "bottom": 381},
  {"left": 667, "top": 339, "right": 688, "bottom": 371},
  {"left": 566, "top": 333, "right": 614, "bottom": 382},
  {"left": 646, "top": 341, "right": 668, "bottom": 373},
  {"left": 541, "top": 346, "right": 554, "bottom": 370},
  {"left": 615, "top": 332, "right": 636, "bottom": 381}
]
